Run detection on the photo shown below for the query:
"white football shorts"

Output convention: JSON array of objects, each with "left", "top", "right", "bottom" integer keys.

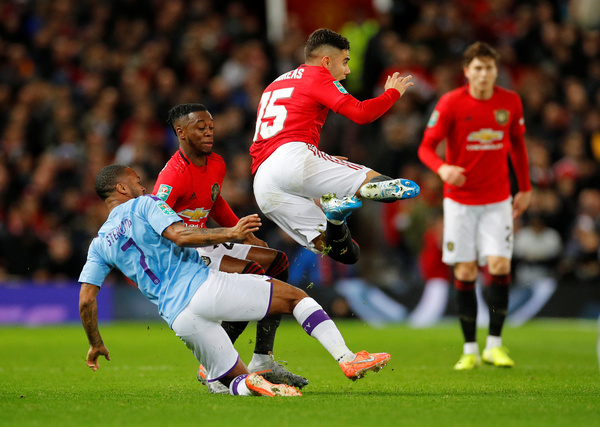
[
  {"left": 442, "top": 197, "right": 513, "bottom": 266},
  {"left": 253, "top": 142, "right": 370, "bottom": 251},
  {"left": 171, "top": 269, "right": 272, "bottom": 382},
  {"left": 195, "top": 243, "right": 252, "bottom": 270}
]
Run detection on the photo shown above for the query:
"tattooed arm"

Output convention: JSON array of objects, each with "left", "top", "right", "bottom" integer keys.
[
  {"left": 79, "top": 283, "right": 110, "bottom": 371},
  {"left": 162, "top": 214, "right": 262, "bottom": 247}
]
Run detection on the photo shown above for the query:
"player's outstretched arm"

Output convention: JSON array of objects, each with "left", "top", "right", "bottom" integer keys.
[
  {"left": 336, "top": 73, "right": 413, "bottom": 125},
  {"left": 79, "top": 283, "right": 110, "bottom": 371},
  {"left": 163, "top": 214, "right": 262, "bottom": 247}
]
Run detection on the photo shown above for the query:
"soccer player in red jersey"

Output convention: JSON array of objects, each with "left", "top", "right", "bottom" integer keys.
[
  {"left": 250, "top": 28, "right": 420, "bottom": 265},
  {"left": 418, "top": 42, "right": 532, "bottom": 370},
  {"left": 153, "top": 104, "right": 307, "bottom": 392}
]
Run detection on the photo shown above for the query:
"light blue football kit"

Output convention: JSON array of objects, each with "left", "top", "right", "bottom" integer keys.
[
  {"left": 79, "top": 192, "right": 380, "bottom": 387},
  {"left": 79, "top": 194, "right": 273, "bottom": 381},
  {"left": 79, "top": 195, "right": 209, "bottom": 327}
]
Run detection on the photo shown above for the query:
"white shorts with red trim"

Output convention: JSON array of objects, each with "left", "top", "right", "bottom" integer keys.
[
  {"left": 442, "top": 197, "right": 513, "bottom": 266},
  {"left": 253, "top": 142, "right": 370, "bottom": 251}
]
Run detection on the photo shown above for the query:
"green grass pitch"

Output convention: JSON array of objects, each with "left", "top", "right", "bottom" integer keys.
[{"left": 1, "top": 319, "right": 599, "bottom": 426}]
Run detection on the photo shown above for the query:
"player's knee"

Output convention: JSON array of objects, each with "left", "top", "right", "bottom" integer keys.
[
  {"left": 487, "top": 257, "right": 510, "bottom": 275},
  {"left": 241, "top": 261, "right": 266, "bottom": 275},
  {"left": 293, "top": 287, "right": 309, "bottom": 302},
  {"left": 454, "top": 262, "right": 477, "bottom": 281},
  {"left": 271, "top": 281, "right": 309, "bottom": 314}
]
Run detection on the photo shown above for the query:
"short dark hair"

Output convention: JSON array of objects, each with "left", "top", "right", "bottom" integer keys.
[
  {"left": 95, "top": 164, "right": 129, "bottom": 200},
  {"left": 462, "top": 41, "right": 500, "bottom": 67},
  {"left": 166, "top": 103, "right": 208, "bottom": 134},
  {"left": 304, "top": 28, "right": 350, "bottom": 61}
]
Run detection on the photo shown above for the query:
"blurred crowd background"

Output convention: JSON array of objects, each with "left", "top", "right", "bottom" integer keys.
[{"left": 0, "top": 0, "right": 599, "bottom": 320}]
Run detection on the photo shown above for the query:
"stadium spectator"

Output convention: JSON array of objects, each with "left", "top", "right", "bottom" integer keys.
[{"left": 0, "top": 0, "right": 596, "bottom": 326}]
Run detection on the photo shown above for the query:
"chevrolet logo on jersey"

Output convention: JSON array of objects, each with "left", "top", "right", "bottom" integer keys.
[
  {"left": 178, "top": 207, "right": 210, "bottom": 221},
  {"left": 467, "top": 128, "right": 504, "bottom": 143}
]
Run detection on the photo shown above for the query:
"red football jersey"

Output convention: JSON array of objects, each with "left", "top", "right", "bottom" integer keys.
[
  {"left": 418, "top": 85, "right": 531, "bottom": 205},
  {"left": 152, "top": 150, "right": 239, "bottom": 228},
  {"left": 249, "top": 64, "right": 399, "bottom": 174}
]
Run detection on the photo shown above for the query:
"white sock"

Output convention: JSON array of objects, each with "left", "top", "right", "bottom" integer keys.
[
  {"left": 463, "top": 342, "right": 479, "bottom": 355},
  {"left": 229, "top": 374, "right": 252, "bottom": 396},
  {"left": 250, "top": 353, "right": 272, "bottom": 367},
  {"left": 486, "top": 335, "right": 502, "bottom": 350},
  {"left": 293, "top": 297, "right": 353, "bottom": 362}
]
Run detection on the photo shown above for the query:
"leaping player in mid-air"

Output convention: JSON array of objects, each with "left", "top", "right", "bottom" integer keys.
[{"left": 250, "top": 28, "right": 420, "bottom": 265}]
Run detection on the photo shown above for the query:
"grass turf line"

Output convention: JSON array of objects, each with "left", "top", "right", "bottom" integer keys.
[{"left": 0, "top": 319, "right": 598, "bottom": 427}]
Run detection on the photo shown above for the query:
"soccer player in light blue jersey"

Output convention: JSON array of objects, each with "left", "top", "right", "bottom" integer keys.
[{"left": 79, "top": 165, "right": 391, "bottom": 396}]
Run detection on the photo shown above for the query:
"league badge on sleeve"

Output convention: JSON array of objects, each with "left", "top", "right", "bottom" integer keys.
[
  {"left": 157, "top": 201, "right": 177, "bottom": 216},
  {"left": 427, "top": 110, "right": 440, "bottom": 128},
  {"left": 334, "top": 81, "right": 349, "bottom": 94},
  {"left": 156, "top": 184, "right": 173, "bottom": 201}
]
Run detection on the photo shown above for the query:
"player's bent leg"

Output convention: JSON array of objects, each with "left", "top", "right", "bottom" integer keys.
[
  {"left": 219, "top": 259, "right": 265, "bottom": 343},
  {"left": 233, "top": 251, "right": 306, "bottom": 387},
  {"left": 247, "top": 247, "right": 290, "bottom": 282},
  {"left": 316, "top": 227, "right": 360, "bottom": 265},
  {"left": 172, "top": 306, "right": 241, "bottom": 394},
  {"left": 219, "top": 256, "right": 305, "bottom": 386},
  {"left": 315, "top": 194, "right": 361, "bottom": 264},
  {"left": 268, "top": 280, "right": 391, "bottom": 380},
  {"left": 359, "top": 174, "right": 420, "bottom": 202},
  {"left": 266, "top": 250, "right": 289, "bottom": 281},
  {"left": 268, "top": 279, "right": 309, "bottom": 315}
]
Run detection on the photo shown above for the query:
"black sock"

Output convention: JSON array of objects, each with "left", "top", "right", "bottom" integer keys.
[
  {"left": 488, "top": 274, "right": 510, "bottom": 337},
  {"left": 455, "top": 279, "right": 477, "bottom": 343},
  {"left": 265, "top": 251, "right": 289, "bottom": 282},
  {"left": 324, "top": 221, "right": 359, "bottom": 264},
  {"left": 242, "top": 261, "right": 265, "bottom": 275},
  {"left": 221, "top": 321, "right": 249, "bottom": 344},
  {"left": 254, "top": 315, "right": 281, "bottom": 355}
]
